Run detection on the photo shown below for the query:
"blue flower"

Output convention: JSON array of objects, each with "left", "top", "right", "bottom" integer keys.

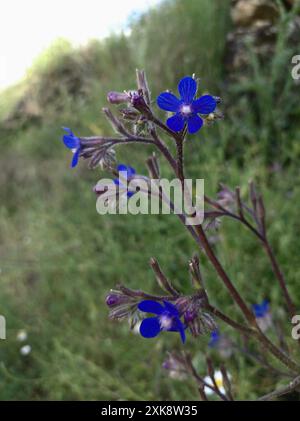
[
  {"left": 252, "top": 299, "right": 269, "bottom": 318},
  {"left": 157, "top": 76, "right": 217, "bottom": 134},
  {"left": 62, "top": 127, "right": 81, "bottom": 168},
  {"left": 138, "top": 300, "right": 186, "bottom": 344},
  {"left": 113, "top": 164, "right": 136, "bottom": 198},
  {"left": 208, "top": 330, "right": 220, "bottom": 348}
]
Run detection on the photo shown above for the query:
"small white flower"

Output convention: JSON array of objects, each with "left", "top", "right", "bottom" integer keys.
[
  {"left": 16, "top": 329, "right": 28, "bottom": 342},
  {"left": 20, "top": 345, "right": 31, "bottom": 356},
  {"left": 204, "top": 370, "right": 231, "bottom": 396}
]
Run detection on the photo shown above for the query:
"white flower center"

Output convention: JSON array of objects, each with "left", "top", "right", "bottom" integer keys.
[
  {"left": 180, "top": 105, "right": 192, "bottom": 115},
  {"left": 159, "top": 314, "right": 173, "bottom": 330},
  {"left": 215, "top": 378, "right": 224, "bottom": 388}
]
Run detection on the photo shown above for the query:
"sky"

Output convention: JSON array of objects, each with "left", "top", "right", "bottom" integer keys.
[{"left": 0, "top": 0, "right": 161, "bottom": 89}]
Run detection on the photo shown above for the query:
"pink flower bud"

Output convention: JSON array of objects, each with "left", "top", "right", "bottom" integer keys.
[{"left": 107, "top": 91, "right": 130, "bottom": 104}]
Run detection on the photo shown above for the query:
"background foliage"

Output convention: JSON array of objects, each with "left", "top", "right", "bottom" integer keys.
[{"left": 0, "top": 0, "right": 299, "bottom": 400}]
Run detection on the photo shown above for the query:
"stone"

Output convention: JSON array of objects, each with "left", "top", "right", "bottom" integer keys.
[{"left": 231, "top": 0, "right": 279, "bottom": 27}]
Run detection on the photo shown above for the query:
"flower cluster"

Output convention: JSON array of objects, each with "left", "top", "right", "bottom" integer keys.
[
  {"left": 60, "top": 71, "right": 223, "bottom": 354},
  {"left": 60, "top": 70, "right": 296, "bottom": 401},
  {"left": 61, "top": 76, "right": 219, "bottom": 168}
]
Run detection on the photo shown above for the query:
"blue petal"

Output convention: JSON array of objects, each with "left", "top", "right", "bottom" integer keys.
[
  {"left": 163, "top": 300, "right": 179, "bottom": 317},
  {"left": 253, "top": 299, "right": 269, "bottom": 317},
  {"left": 63, "top": 127, "right": 73, "bottom": 135},
  {"left": 127, "top": 166, "right": 136, "bottom": 177},
  {"left": 170, "top": 317, "right": 186, "bottom": 344},
  {"left": 262, "top": 299, "right": 269, "bottom": 313},
  {"left": 117, "top": 165, "right": 136, "bottom": 179},
  {"left": 187, "top": 114, "right": 203, "bottom": 134},
  {"left": 63, "top": 134, "right": 80, "bottom": 150},
  {"left": 209, "top": 330, "right": 220, "bottom": 347},
  {"left": 178, "top": 76, "right": 197, "bottom": 104},
  {"left": 166, "top": 113, "right": 185, "bottom": 132},
  {"left": 140, "top": 317, "right": 161, "bottom": 338},
  {"left": 193, "top": 95, "right": 217, "bottom": 115},
  {"left": 138, "top": 300, "right": 164, "bottom": 315},
  {"left": 117, "top": 164, "right": 128, "bottom": 173},
  {"left": 252, "top": 304, "right": 261, "bottom": 317},
  {"left": 71, "top": 148, "right": 80, "bottom": 168},
  {"left": 157, "top": 92, "right": 181, "bottom": 112},
  {"left": 252, "top": 302, "right": 268, "bottom": 318}
]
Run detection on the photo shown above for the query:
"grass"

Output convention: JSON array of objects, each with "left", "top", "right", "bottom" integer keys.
[{"left": 0, "top": 0, "right": 299, "bottom": 400}]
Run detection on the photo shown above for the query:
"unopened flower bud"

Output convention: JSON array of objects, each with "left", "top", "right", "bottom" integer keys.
[
  {"left": 175, "top": 293, "right": 216, "bottom": 337},
  {"left": 188, "top": 312, "right": 218, "bottom": 337},
  {"left": 105, "top": 292, "right": 132, "bottom": 307},
  {"left": 107, "top": 91, "right": 130, "bottom": 105},
  {"left": 174, "top": 296, "right": 191, "bottom": 313},
  {"left": 184, "top": 309, "right": 197, "bottom": 324},
  {"left": 105, "top": 288, "right": 139, "bottom": 322},
  {"left": 130, "top": 91, "right": 152, "bottom": 117},
  {"left": 105, "top": 294, "right": 119, "bottom": 307}
]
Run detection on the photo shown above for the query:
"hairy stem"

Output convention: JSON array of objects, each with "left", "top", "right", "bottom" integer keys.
[
  {"left": 176, "top": 138, "right": 185, "bottom": 184},
  {"left": 207, "top": 304, "right": 254, "bottom": 336}
]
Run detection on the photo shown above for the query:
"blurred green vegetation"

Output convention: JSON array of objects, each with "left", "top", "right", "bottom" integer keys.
[{"left": 0, "top": 0, "right": 300, "bottom": 400}]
